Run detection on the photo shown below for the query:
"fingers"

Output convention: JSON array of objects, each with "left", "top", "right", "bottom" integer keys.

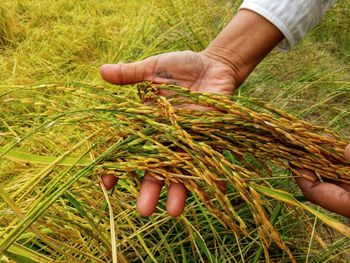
[
  {"left": 136, "top": 173, "right": 188, "bottom": 217},
  {"left": 100, "top": 57, "right": 155, "bottom": 85},
  {"left": 294, "top": 169, "right": 350, "bottom": 218},
  {"left": 345, "top": 144, "right": 350, "bottom": 161},
  {"left": 136, "top": 174, "right": 163, "bottom": 216},
  {"left": 166, "top": 183, "right": 188, "bottom": 217},
  {"left": 100, "top": 173, "right": 119, "bottom": 191},
  {"left": 107, "top": 171, "right": 225, "bottom": 217}
]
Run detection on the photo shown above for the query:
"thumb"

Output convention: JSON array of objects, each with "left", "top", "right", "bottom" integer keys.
[
  {"left": 345, "top": 144, "right": 350, "bottom": 161},
  {"left": 100, "top": 57, "right": 154, "bottom": 85}
]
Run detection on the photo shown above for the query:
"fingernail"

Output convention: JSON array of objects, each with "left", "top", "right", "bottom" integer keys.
[
  {"left": 345, "top": 144, "right": 350, "bottom": 161},
  {"left": 100, "top": 64, "right": 108, "bottom": 74},
  {"left": 100, "top": 64, "right": 112, "bottom": 71}
]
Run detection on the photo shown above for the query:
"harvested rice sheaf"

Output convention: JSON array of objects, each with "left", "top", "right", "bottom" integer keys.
[{"left": 1, "top": 82, "right": 349, "bottom": 262}]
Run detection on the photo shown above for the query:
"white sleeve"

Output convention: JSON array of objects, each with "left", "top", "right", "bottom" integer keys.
[{"left": 239, "top": 0, "right": 337, "bottom": 52}]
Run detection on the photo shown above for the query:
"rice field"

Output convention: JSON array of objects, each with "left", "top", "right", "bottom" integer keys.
[{"left": 0, "top": 1, "right": 350, "bottom": 262}]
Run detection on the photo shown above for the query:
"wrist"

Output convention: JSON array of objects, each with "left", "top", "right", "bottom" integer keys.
[{"left": 202, "top": 9, "right": 284, "bottom": 86}]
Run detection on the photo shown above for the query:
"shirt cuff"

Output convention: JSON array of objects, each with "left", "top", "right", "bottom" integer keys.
[{"left": 239, "top": 0, "right": 337, "bottom": 52}]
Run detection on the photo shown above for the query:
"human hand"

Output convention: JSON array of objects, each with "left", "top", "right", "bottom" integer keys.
[
  {"left": 100, "top": 50, "right": 238, "bottom": 217},
  {"left": 99, "top": 9, "right": 284, "bottom": 217},
  {"left": 294, "top": 144, "right": 350, "bottom": 218}
]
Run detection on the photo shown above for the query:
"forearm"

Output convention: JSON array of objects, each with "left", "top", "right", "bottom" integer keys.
[{"left": 203, "top": 10, "right": 284, "bottom": 86}]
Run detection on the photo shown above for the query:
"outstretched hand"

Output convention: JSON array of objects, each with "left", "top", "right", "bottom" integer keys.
[
  {"left": 99, "top": 10, "right": 350, "bottom": 219},
  {"left": 100, "top": 51, "right": 350, "bottom": 219},
  {"left": 100, "top": 50, "right": 238, "bottom": 217}
]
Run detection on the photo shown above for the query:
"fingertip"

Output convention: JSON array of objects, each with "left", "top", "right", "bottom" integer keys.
[
  {"left": 100, "top": 64, "right": 120, "bottom": 84},
  {"left": 294, "top": 174, "right": 314, "bottom": 189},
  {"left": 167, "top": 209, "right": 183, "bottom": 217},
  {"left": 99, "top": 64, "right": 111, "bottom": 75},
  {"left": 136, "top": 192, "right": 158, "bottom": 217},
  {"left": 100, "top": 63, "right": 111, "bottom": 72},
  {"left": 100, "top": 58, "right": 152, "bottom": 85},
  {"left": 136, "top": 175, "right": 163, "bottom": 217},
  {"left": 345, "top": 144, "right": 350, "bottom": 161},
  {"left": 136, "top": 200, "right": 155, "bottom": 217},
  {"left": 101, "top": 173, "right": 118, "bottom": 191},
  {"left": 167, "top": 183, "right": 187, "bottom": 217}
]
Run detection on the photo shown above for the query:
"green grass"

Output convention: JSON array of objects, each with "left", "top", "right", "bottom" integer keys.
[{"left": 0, "top": 0, "right": 350, "bottom": 262}]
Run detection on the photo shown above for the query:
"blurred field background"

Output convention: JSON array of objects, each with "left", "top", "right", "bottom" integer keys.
[{"left": 0, "top": 0, "right": 350, "bottom": 262}]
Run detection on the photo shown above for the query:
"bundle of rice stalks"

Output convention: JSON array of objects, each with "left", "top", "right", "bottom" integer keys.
[{"left": 0, "top": 82, "right": 349, "bottom": 262}]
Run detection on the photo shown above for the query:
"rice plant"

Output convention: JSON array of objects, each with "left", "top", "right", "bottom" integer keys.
[
  {"left": 0, "top": 0, "right": 349, "bottom": 262},
  {"left": 0, "top": 81, "right": 350, "bottom": 262}
]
